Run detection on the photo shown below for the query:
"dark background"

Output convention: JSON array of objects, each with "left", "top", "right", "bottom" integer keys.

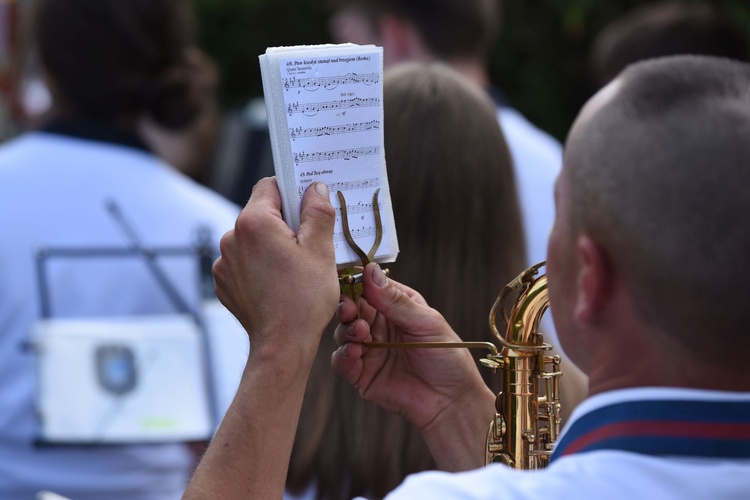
[{"left": 191, "top": 0, "right": 750, "bottom": 142}]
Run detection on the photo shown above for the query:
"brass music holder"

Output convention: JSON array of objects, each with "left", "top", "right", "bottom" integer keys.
[
  {"left": 336, "top": 189, "right": 497, "bottom": 356},
  {"left": 337, "top": 195, "right": 560, "bottom": 468}
]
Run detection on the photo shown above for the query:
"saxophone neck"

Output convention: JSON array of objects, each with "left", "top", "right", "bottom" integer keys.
[{"left": 490, "top": 263, "right": 550, "bottom": 352}]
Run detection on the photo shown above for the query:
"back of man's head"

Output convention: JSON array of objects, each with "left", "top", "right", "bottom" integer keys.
[
  {"left": 333, "top": 0, "right": 498, "bottom": 62},
  {"left": 590, "top": 2, "right": 749, "bottom": 88},
  {"left": 566, "top": 55, "right": 750, "bottom": 366},
  {"left": 35, "top": 0, "right": 207, "bottom": 130}
]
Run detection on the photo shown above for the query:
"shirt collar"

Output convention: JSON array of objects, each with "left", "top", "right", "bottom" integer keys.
[
  {"left": 39, "top": 117, "right": 152, "bottom": 154},
  {"left": 552, "top": 387, "right": 750, "bottom": 462}
]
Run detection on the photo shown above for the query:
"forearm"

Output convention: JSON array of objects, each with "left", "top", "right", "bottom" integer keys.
[
  {"left": 183, "top": 343, "right": 315, "bottom": 498},
  {"left": 420, "top": 382, "right": 496, "bottom": 472}
]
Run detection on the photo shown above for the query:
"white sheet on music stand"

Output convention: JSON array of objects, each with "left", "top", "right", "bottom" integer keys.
[{"left": 33, "top": 315, "right": 212, "bottom": 443}]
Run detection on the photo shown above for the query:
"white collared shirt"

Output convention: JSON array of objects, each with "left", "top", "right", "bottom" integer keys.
[{"left": 383, "top": 387, "right": 750, "bottom": 500}]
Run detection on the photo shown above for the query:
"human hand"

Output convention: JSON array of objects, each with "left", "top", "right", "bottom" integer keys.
[
  {"left": 213, "top": 178, "right": 339, "bottom": 360},
  {"left": 331, "top": 262, "right": 492, "bottom": 435},
  {"left": 188, "top": 178, "right": 339, "bottom": 499}
]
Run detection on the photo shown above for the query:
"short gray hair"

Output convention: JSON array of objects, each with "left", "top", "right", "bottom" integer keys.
[{"left": 566, "top": 55, "right": 750, "bottom": 364}]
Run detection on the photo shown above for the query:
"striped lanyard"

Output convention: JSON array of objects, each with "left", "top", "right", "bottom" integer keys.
[{"left": 550, "top": 399, "right": 750, "bottom": 462}]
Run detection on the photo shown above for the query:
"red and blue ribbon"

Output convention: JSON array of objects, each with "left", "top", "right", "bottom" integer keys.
[{"left": 550, "top": 399, "right": 750, "bottom": 462}]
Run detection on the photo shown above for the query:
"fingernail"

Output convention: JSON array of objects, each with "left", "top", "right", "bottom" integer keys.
[
  {"left": 314, "top": 182, "right": 329, "bottom": 198},
  {"left": 346, "top": 324, "right": 356, "bottom": 338},
  {"left": 336, "top": 300, "right": 345, "bottom": 320},
  {"left": 371, "top": 263, "right": 386, "bottom": 287},
  {"left": 341, "top": 343, "right": 350, "bottom": 358}
]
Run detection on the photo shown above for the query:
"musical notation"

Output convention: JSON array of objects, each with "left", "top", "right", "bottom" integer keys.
[
  {"left": 263, "top": 44, "right": 396, "bottom": 264},
  {"left": 283, "top": 72, "right": 379, "bottom": 91},
  {"left": 333, "top": 225, "right": 378, "bottom": 243},
  {"left": 287, "top": 97, "right": 380, "bottom": 116},
  {"left": 293, "top": 146, "right": 379, "bottom": 164},
  {"left": 289, "top": 120, "right": 380, "bottom": 140},
  {"left": 334, "top": 201, "right": 375, "bottom": 218},
  {"left": 297, "top": 178, "right": 380, "bottom": 198}
]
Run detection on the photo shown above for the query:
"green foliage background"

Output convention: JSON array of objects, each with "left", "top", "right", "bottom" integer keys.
[{"left": 192, "top": 0, "right": 750, "bottom": 141}]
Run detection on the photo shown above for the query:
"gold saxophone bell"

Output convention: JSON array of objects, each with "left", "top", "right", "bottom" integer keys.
[
  {"left": 481, "top": 261, "right": 561, "bottom": 469},
  {"left": 362, "top": 261, "right": 562, "bottom": 469}
]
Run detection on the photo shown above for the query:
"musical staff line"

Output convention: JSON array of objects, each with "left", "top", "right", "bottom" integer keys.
[
  {"left": 333, "top": 225, "right": 378, "bottom": 243},
  {"left": 334, "top": 201, "right": 376, "bottom": 217},
  {"left": 294, "top": 146, "right": 379, "bottom": 164},
  {"left": 290, "top": 120, "right": 380, "bottom": 140},
  {"left": 287, "top": 97, "right": 380, "bottom": 116},
  {"left": 298, "top": 178, "right": 380, "bottom": 198},
  {"left": 283, "top": 72, "right": 379, "bottom": 91}
]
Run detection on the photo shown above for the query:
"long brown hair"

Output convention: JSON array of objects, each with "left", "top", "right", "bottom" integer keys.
[{"left": 286, "top": 62, "right": 525, "bottom": 499}]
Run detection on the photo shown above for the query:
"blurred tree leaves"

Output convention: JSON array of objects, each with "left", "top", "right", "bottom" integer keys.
[
  {"left": 192, "top": 0, "right": 750, "bottom": 141},
  {"left": 191, "top": 0, "right": 333, "bottom": 109},
  {"left": 490, "top": 0, "right": 750, "bottom": 139}
]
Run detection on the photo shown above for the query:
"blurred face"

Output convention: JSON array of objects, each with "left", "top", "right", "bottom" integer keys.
[
  {"left": 329, "top": 8, "right": 381, "bottom": 46},
  {"left": 330, "top": 7, "right": 420, "bottom": 68}
]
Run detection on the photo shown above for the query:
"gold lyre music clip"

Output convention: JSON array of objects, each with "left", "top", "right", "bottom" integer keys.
[
  {"left": 337, "top": 188, "right": 387, "bottom": 280},
  {"left": 337, "top": 189, "right": 388, "bottom": 313}
]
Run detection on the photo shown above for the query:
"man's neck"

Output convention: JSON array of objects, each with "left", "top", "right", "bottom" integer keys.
[
  {"left": 446, "top": 59, "right": 490, "bottom": 89},
  {"left": 586, "top": 334, "right": 750, "bottom": 396}
]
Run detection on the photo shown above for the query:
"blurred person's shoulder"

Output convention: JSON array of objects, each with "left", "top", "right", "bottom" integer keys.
[
  {"left": 0, "top": 133, "right": 60, "bottom": 187},
  {"left": 0, "top": 132, "right": 39, "bottom": 165},
  {"left": 497, "top": 106, "right": 562, "bottom": 173}
]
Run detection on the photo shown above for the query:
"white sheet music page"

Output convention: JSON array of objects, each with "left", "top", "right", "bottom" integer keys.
[{"left": 259, "top": 44, "right": 398, "bottom": 267}]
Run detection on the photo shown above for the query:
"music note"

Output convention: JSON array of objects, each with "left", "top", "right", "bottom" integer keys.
[
  {"left": 293, "top": 146, "right": 379, "bottom": 165},
  {"left": 286, "top": 97, "right": 380, "bottom": 117},
  {"left": 261, "top": 44, "right": 398, "bottom": 265},
  {"left": 298, "top": 178, "right": 381, "bottom": 198},
  {"left": 289, "top": 121, "right": 380, "bottom": 141},
  {"left": 283, "top": 72, "right": 379, "bottom": 92}
]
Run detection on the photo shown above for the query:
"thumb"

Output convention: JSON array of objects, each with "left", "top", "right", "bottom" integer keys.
[
  {"left": 297, "top": 182, "right": 336, "bottom": 249},
  {"left": 361, "top": 262, "right": 435, "bottom": 331}
]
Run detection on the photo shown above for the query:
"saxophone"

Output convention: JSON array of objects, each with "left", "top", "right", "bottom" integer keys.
[
  {"left": 360, "top": 262, "right": 561, "bottom": 469},
  {"left": 481, "top": 261, "right": 561, "bottom": 468}
]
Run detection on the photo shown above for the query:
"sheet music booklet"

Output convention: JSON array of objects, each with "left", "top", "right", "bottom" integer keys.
[{"left": 259, "top": 44, "right": 398, "bottom": 267}]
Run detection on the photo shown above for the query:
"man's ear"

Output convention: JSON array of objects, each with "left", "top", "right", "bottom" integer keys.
[{"left": 574, "top": 235, "right": 612, "bottom": 324}]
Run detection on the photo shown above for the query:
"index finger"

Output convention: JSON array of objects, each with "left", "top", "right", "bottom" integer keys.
[
  {"left": 337, "top": 293, "right": 378, "bottom": 326},
  {"left": 244, "top": 177, "right": 284, "bottom": 221}
]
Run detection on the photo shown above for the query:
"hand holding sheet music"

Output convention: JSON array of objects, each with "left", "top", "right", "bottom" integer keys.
[{"left": 259, "top": 44, "right": 398, "bottom": 267}]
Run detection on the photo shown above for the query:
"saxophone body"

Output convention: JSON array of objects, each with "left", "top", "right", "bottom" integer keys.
[
  {"left": 481, "top": 262, "right": 561, "bottom": 469},
  {"left": 362, "top": 262, "right": 562, "bottom": 469}
]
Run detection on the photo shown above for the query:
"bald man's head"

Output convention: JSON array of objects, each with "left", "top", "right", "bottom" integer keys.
[{"left": 564, "top": 55, "right": 750, "bottom": 364}]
